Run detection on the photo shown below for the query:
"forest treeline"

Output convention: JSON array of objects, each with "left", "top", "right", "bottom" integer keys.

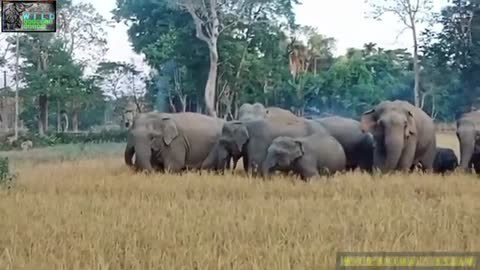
[{"left": 1, "top": 0, "right": 479, "bottom": 135}]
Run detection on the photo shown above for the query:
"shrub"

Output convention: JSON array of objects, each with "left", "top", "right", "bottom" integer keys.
[{"left": 0, "top": 157, "right": 14, "bottom": 187}]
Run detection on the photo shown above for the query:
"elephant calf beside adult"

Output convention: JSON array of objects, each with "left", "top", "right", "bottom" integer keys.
[
  {"left": 124, "top": 112, "right": 224, "bottom": 173},
  {"left": 360, "top": 100, "right": 436, "bottom": 173},
  {"left": 213, "top": 116, "right": 329, "bottom": 176},
  {"left": 263, "top": 133, "right": 347, "bottom": 180}
]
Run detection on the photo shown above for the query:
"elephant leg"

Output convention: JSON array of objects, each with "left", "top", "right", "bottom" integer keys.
[
  {"left": 397, "top": 139, "right": 417, "bottom": 172},
  {"left": 295, "top": 159, "right": 319, "bottom": 181},
  {"left": 163, "top": 147, "right": 187, "bottom": 174},
  {"left": 418, "top": 142, "right": 436, "bottom": 173},
  {"left": 470, "top": 153, "right": 480, "bottom": 173},
  {"left": 232, "top": 156, "right": 239, "bottom": 170},
  {"left": 242, "top": 153, "right": 250, "bottom": 173}
]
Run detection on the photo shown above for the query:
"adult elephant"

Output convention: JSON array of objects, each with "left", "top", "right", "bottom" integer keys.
[
  {"left": 360, "top": 100, "right": 436, "bottom": 173},
  {"left": 124, "top": 112, "right": 224, "bottom": 173},
  {"left": 314, "top": 116, "right": 374, "bottom": 172},
  {"left": 456, "top": 110, "right": 480, "bottom": 172},
  {"left": 237, "top": 102, "right": 297, "bottom": 121},
  {"left": 216, "top": 117, "right": 329, "bottom": 176}
]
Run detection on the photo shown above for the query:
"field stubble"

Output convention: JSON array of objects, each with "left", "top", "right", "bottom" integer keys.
[{"left": 0, "top": 133, "right": 479, "bottom": 270}]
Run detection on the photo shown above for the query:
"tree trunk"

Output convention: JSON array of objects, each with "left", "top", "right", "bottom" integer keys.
[
  {"left": 38, "top": 94, "right": 48, "bottom": 135},
  {"left": 412, "top": 22, "right": 421, "bottom": 107},
  {"left": 62, "top": 112, "right": 69, "bottom": 132},
  {"left": 205, "top": 47, "right": 218, "bottom": 117},
  {"left": 72, "top": 110, "right": 79, "bottom": 132},
  {"left": 57, "top": 100, "right": 61, "bottom": 132},
  {"left": 180, "top": 95, "right": 187, "bottom": 112}
]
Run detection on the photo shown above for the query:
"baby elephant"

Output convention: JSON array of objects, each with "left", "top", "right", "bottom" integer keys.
[
  {"left": 433, "top": 147, "right": 458, "bottom": 174},
  {"left": 262, "top": 133, "right": 346, "bottom": 180}
]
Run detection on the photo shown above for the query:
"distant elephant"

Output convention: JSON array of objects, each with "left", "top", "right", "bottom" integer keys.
[
  {"left": 360, "top": 100, "right": 436, "bottom": 173},
  {"left": 124, "top": 112, "right": 224, "bottom": 173},
  {"left": 238, "top": 103, "right": 267, "bottom": 121},
  {"left": 217, "top": 117, "right": 329, "bottom": 176},
  {"left": 262, "top": 133, "right": 346, "bottom": 180},
  {"left": 314, "top": 116, "right": 374, "bottom": 172},
  {"left": 433, "top": 147, "right": 458, "bottom": 174},
  {"left": 456, "top": 110, "right": 480, "bottom": 172},
  {"left": 237, "top": 102, "right": 297, "bottom": 121}
]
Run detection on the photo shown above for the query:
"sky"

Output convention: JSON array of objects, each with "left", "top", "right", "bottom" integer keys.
[
  {"left": 0, "top": 0, "right": 449, "bottom": 87},
  {"left": 82, "top": 0, "right": 449, "bottom": 72}
]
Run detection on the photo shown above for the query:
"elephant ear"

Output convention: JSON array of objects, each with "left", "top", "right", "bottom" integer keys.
[
  {"left": 405, "top": 110, "right": 416, "bottom": 137},
  {"left": 360, "top": 109, "right": 376, "bottom": 132},
  {"left": 232, "top": 123, "right": 249, "bottom": 152},
  {"left": 161, "top": 117, "right": 179, "bottom": 146}
]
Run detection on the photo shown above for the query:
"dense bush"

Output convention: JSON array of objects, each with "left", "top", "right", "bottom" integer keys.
[
  {"left": 0, "top": 157, "right": 13, "bottom": 187},
  {"left": 0, "top": 130, "right": 128, "bottom": 151}
]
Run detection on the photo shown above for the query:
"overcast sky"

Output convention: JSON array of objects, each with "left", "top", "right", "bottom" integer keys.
[{"left": 81, "top": 0, "right": 448, "bottom": 72}]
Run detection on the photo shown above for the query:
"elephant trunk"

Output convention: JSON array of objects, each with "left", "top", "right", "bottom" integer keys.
[
  {"left": 459, "top": 134, "right": 475, "bottom": 171},
  {"left": 124, "top": 135, "right": 135, "bottom": 167},
  {"left": 134, "top": 136, "right": 154, "bottom": 172},
  {"left": 261, "top": 153, "right": 276, "bottom": 178},
  {"left": 382, "top": 129, "right": 404, "bottom": 172},
  {"left": 217, "top": 146, "right": 231, "bottom": 171}
]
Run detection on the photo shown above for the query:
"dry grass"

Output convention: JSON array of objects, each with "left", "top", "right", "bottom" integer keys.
[{"left": 0, "top": 133, "right": 479, "bottom": 270}]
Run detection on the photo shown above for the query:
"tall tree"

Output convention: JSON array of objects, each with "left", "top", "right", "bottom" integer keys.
[
  {"left": 366, "top": 0, "right": 433, "bottom": 107},
  {"left": 170, "top": 0, "right": 224, "bottom": 116},
  {"left": 56, "top": 0, "right": 110, "bottom": 68}
]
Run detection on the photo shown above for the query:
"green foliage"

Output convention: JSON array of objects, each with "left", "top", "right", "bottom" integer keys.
[{"left": 0, "top": 157, "right": 15, "bottom": 188}]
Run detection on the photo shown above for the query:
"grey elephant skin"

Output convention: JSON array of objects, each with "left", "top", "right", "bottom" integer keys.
[
  {"left": 433, "top": 147, "right": 458, "bottom": 174},
  {"left": 456, "top": 110, "right": 480, "bottom": 172},
  {"left": 124, "top": 112, "right": 224, "bottom": 173},
  {"left": 237, "top": 102, "right": 297, "bottom": 121},
  {"left": 262, "top": 134, "right": 346, "bottom": 180},
  {"left": 313, "top": 116, "right": 374, "bottom": 172},
  {"left": 216, "top": 117, "right": 329, "bottom": 176},
  {"left": 360, "top": 100, "right": 436, "bottom": 173}
]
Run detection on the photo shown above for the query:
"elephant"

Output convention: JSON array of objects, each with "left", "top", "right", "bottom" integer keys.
[
  {"left": 360, "top": 100, "right": 436, "bottom": 173},
  {"left": 200, "top": 139, "right": 240, "bottom": 172},
  {"left": 456, "top": 110, "right": 480, "bottom": 172},
  {"left": 262, "top": 133, "right": 346, "bottom": 180},
  {"left": 433, "top": 147, "right": 458, "bottom": 174},
  {"left": 216, "top": 117, "right": 329, "bottom": 176},
  {"left": 237, "top": 102, "right": 297, "bottom": 121},
  {"left": 124, "top": 112, "right": 224, "bottom": 173},
  {"left": 313, "top": 116, "right": 374, "bottom": 172},
  {"left": 238, "top": 103, "right": 267, "bottom": 121}
]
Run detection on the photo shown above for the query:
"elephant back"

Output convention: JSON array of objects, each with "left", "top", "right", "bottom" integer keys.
[{"left": 264, "top": 107, "right": 298, "bottom": 122}]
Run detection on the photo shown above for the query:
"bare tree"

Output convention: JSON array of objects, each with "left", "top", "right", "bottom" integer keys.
[
  {"left": 172, "top": 0, "right": 249, "bottom": 117},
  {"left": 366, "top": 0, "right": 433, "bottom": 107},
  {"left": 172, "top": 0, "right": 221, "bottom": 116},
  {"left": 56, "top": 2, "right": 111, "bottom": 68}
]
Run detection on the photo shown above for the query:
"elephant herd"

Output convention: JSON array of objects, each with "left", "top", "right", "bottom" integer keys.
[{"left": 124, "top": 100, "right": 480, "bottom": 180}]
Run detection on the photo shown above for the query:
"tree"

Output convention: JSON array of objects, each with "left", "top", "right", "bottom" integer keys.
[
  {"left": 366, "top": 0, "right": 433, "bottom": 107},
  {"left": 95, "top": 61, "right": 143, "bottom": 123},
  {"left": 56, "top": 0, "right": 111, "bottom": 67},
  {"left": 420, "top": 0, "right": 480, "bottom": 118},
  {"left": 170, "top": 0, "right": 224, "bottom": 116}
]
